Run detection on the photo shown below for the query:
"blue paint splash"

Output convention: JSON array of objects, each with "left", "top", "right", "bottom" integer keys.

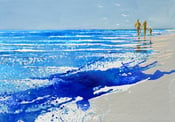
[
  {"left": 1, "top": 61, "right": 175, "bottom": 121},
  {"left": 0, "top": 29, "right": 171, "bottom": 121}
]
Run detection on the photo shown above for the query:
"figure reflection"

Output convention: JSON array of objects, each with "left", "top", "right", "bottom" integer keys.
[{"left": 136, "top": 37, "right": 152, "bottom": 53}]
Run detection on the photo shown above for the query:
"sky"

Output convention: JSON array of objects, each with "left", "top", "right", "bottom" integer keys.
[{"left": 0, "top": 0, "right": 175, "bottom": 29}]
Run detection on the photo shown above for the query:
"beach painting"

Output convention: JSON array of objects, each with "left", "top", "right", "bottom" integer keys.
[{"left": 1, "top": 1, "right": 175, "bottom": 122}]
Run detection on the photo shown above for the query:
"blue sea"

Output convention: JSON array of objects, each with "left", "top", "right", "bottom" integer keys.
[{"left": 0, "top": 29, "right": 172, "bottom": 121}]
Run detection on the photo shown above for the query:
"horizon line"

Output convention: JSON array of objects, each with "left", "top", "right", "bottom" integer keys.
[{"left": 0, "top": 28, "right": 174, "bottom": 31}]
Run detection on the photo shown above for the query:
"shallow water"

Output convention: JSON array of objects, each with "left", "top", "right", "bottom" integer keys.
[{"left": 0, "top": 29, "right": 171, "bottom": 121}]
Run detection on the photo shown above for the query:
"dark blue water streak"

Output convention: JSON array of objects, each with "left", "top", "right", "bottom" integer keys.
[
  {"left": 0, "top": 29, "right": 170, "bottom": 122},
  {"left": 1, "top": 61, "right": 175, "bottom": 122}
]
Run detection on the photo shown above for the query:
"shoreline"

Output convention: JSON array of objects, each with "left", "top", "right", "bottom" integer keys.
[{"left": 90, "top": 32, "right": 175, "bottom": 122}]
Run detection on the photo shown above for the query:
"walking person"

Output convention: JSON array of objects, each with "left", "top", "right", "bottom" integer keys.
[
  {"left": 135, "top": 19, "right": 141, "bottom": 38},
  {"left": 143, "top": 20, "right": 147, "bottom": 38},
  {"left": 149, "top": 27, "right": 152, "bottom": 36}
]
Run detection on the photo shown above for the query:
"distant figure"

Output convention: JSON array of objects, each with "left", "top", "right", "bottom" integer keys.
[
  {"left": 135, "top": 19, "right": 141, "bottom": 37},
  {"left": 149, "top": 27, "right": 152, "bottom": 36},
  {"left": 143, "top": 20, "right": 147, "bottom": 37},
  {"left": 149, "top": 27, "right": 153, "bottom": 44}
]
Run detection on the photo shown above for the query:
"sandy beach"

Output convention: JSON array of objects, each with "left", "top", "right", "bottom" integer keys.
[{"left": 90, "top": 32, "right": 175, "bottom": 122}]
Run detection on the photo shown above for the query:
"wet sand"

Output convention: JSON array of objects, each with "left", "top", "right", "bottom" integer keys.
[{"left": 90, "top": 33, "right": 175, "bottom": 122}]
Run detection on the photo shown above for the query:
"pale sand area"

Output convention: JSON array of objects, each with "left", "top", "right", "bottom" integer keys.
[{"left": 90, "top": 33, "right": 175, "bottom": 122}]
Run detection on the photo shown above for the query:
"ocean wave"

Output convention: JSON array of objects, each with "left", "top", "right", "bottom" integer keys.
[
  {"left": 1, "top": 60, "right": 175, "bottom": 121},
  {"left": 0, "top": 29, "right": 170, "bottom": 121}
]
